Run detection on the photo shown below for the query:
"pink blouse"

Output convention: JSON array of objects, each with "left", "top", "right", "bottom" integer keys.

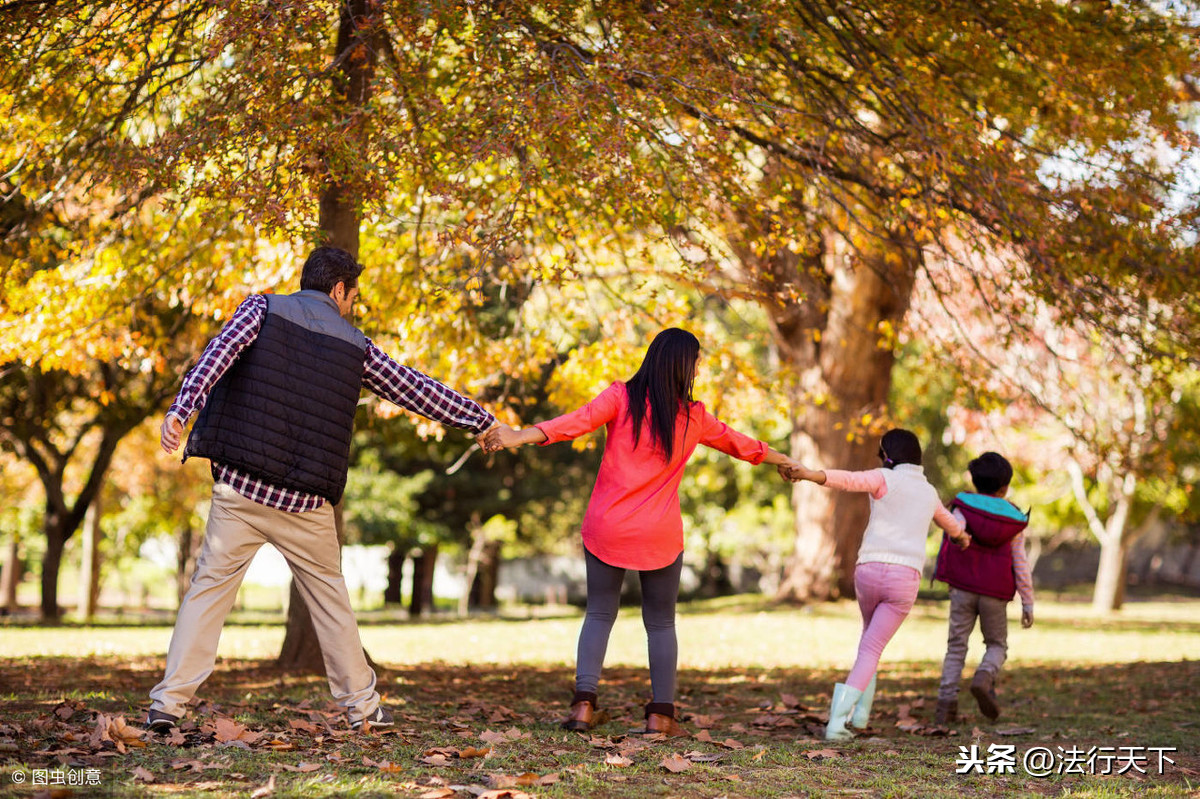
[{"left": 535, "top": 381, "right": 768, "bottom": 570}]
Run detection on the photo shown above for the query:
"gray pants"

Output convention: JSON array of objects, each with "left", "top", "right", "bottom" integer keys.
[
  {"left": 575, "top": 549, "right": 683, "bottom": 703},
  {"left": 938, "top": 586, "right": 1009, "bottom": 702}
]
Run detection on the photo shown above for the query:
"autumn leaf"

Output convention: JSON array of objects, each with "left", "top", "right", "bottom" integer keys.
[
  {"left": 803, "top": 748, "right": 842, "bottom": 761},
  {"left": 605, "top": 753, "right": 632, "bottom": 767},
  {"left": 693, "top": 729, "right": 713, "bottom": 742},
  {"left": 418, "top": 789, "right": 456, "bottom": 799},
  {"left": 249, "top": 775, "right": 276, "bottom": 798},
  {"left": 721, "top": 738, "right": 744, "bottom": 749},
  {"left": 660, "top": 753, "right": 692, "bottom": 773},
  {"left": 132, "top": 766, "right": 155, "bottom": 783},
  {"left": 479, "top": 729, "right": 509, "bottom": 745},
  {"left": 458, "top": 746, "right": 492, "bottom": 758},
  {"left": 419, "top": 789, "right": 456, "bottom": 799}
]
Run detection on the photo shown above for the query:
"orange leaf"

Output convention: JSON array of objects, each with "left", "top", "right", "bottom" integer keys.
[{"left": 660, "top": 754, "right": 692, "bottom": 773}]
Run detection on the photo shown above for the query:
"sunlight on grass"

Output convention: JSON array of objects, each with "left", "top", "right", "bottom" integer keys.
[{"left": 2, "top": 598, "right": 1196, "bottom": 671}]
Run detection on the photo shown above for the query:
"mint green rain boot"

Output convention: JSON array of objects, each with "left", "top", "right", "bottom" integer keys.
[
  {"left": 850, "top": 674, "right": 876, "bottom": 729},
  {"left": 824, "top": 683, "right": 863, "bottom": 741}
]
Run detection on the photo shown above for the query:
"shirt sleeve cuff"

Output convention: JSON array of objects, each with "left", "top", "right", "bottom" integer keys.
[{"left": 166, "top": 406, "right": 190, "bottom": 425}]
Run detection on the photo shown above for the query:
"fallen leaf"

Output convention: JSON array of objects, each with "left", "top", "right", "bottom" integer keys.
[
  {"left": 249, "top": 775, "right": 276, "bottom": 798},
  {"left": 605, "top": 753, "right": 632, "bottom": 767},
  {"left": 478, "top": 790, "right": 534, "bottom": 799},
  {"left": 514, "top": 773, "right": 541, "bottom": 786},
  {"left": 996, "top": 727, "right": 1037, "bottom": 736},
  {"left": 479, "top": 729, "right": 508, "bottom": 745},
  {"left": 752, "top": 748, "right": 767, "bottom": 762},
  {"left": 537, "top": 773, "right": 559, "bottom": 785},
  {"left": 132, "top": 766, "right": 155, "bottom": 783},
  {"left": 684, "top": 750, "right": 723, "bottom": 763},
  {"left": 288, "top": 719, "right": 322, "bottom": 735},
  {"left": 693, "top": 729, "right": 713, "bottom": 743},
  {"left": 459, "top": 746, "right": 491, "bottom": 758},
  {"left": 803, "top": 748, "right": 842, "bottom": 761},
  {"left": 214, "top": 718, "right": 247, "bottom": 743},
  {"left": 660, "top": 754, "right": 692, "bottom": 773},
  {"left": 418, "top": 790, "right": 455, "bottom": 799},
  {"left": 721, "top": 738, "right": 744, "bottom": 749}
]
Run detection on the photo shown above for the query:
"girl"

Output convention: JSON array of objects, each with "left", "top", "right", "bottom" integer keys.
[
  {"left": 481, "top": 328, "right": 799, "bottom": 736},
  {"left": 781, "top": 429, "right": 969, "bottom": 740}
]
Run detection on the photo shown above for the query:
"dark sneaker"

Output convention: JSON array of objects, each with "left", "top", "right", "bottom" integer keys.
[
  {"left": 350, "top": 705, "right": 394, "bottom": 731},
  {"left": 143, "top": 710, "right": 179, "bottom": 733}
]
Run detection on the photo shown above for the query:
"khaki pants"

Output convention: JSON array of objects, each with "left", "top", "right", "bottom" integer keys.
[
  {"left": 937, "top": 586, "right": 1009, "bottom": 702},
  {"left": 149, "top": 483, "right": 379, "bottom": 723}
]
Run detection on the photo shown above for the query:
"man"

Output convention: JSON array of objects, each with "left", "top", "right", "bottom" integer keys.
[{"left": 147, "top": 246, "right": 496, "bottom": 732}]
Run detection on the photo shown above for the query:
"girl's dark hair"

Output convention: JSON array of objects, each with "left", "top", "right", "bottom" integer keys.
[
  {"left": 626, "top": 328, "right": 700, "bottom": 460},
  {"left": 300, "top": 246, "right": 362, "bottom": 294},
  {"left": 878, "top": 428, "right": 922, "bottom": 468}
]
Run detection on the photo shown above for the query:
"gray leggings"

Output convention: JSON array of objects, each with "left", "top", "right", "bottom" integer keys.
[{"left": 575, "top": 549, "right": 683, "bottom": 703}]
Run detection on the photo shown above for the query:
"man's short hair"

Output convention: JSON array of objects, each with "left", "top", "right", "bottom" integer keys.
[
  {"left": 969, "top": 451, "right": 1013, "bottom": 495},
  {"left": 300, "top": 246, "right": 363, "bottom": 294}
]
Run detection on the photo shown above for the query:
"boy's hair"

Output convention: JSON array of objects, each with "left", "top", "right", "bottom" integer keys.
[
  {"left": 879, "top": 428, "right": 922, "bottom": 468},
  {"left": 969, "top": 451, "right": 1013, "bottom": 495},
  {"left": 300, "top": 246, "right": 363, "bottom": 294}
]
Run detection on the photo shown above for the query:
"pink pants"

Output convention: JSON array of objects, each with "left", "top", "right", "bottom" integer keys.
[{"left": 846, "top": 561, "right": 921, "bottom": 691}]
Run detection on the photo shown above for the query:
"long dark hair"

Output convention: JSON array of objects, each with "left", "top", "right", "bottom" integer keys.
[{"left": 626, "top": 328, "right": 700, "bottom": 459}]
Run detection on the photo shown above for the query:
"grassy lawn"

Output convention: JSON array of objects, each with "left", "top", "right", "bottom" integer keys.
[{"left": 1, "top": 596, "right": 1197, "bottom": 798}]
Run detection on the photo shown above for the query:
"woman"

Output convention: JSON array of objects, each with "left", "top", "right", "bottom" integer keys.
[{"left": 481, "top": 328, "right": 798, "bottom": 736}]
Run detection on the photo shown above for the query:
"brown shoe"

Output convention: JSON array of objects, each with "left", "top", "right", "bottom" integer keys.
[
  {"left": 970, "top": 671, "right": 1000, "bottom": 721},
  {"left": 562, "top": 692, "right": 609, "bottom": 732},
  {"left": 644, "top": 712, "right": 688, "bottom": 737},
  {"left": 643, "top": 702, "right": 689, "bottom": 737},
  {"left": 934, "top": 699, "right": 958, "bottom": 726}
]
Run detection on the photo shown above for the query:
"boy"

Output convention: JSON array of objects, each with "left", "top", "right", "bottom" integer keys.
[{"left": 932, "top": 452, "right": 1034, "bottom": 724}]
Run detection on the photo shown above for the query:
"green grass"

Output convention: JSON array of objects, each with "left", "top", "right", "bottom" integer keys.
[{"left": 1, "top": 596, "right": 1198, "bottom": 798}]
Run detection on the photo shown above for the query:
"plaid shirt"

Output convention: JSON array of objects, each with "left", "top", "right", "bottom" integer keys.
[{"left": 168, "top": 294, "right": 496, "bottom": 512}]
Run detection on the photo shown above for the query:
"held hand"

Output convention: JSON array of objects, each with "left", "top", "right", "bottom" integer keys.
[
  {"left": 160, "top": 415, "right": 184, "bottom": 454},
  {"left": 1021, "top": 608, "right": 1034, "bottom": 629},
  {"left": 952, "top": 531, "right": 971, "bottom": 550},
  {"left": 479, "top": 423, "right": 531, "bottom": 453}
]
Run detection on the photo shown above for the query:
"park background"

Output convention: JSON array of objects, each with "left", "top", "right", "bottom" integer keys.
[{"left": 2, "top": 2, "right": 1199, "bottom": 798}]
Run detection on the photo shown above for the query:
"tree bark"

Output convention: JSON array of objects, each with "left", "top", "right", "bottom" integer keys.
[
  {"left": 277, "top": 0, "right": 381, "bottom": 669},
  {"left": 1, "top": 536, "right": 21, "bottom": 614},
  {"left": 176, "top": 522, "right": 202, "bottom": 608},
  {"left": 409, "top": 544, "right": 437, "bottom": 617},
  {"left": 79, "top": 495, "right": 103, "bottom": 620},
  {"left": 1092, "top": 538, "right": 1128, "bottom": 612},
  {"left": 41, "top": 516, "right": 67, "bottom": 622},
  {"left": 469, "top": 540, "right": 501, "bottom": 610},
  {"left": 383, "top": 544, "right": 404, "bottom": 605},
  {"left": 753, "top": 224, "right": 919, "bottom": 602}
]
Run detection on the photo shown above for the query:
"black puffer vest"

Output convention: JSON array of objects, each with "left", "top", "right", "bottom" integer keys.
[{"left": 184, "top": 291, "right": 366, "bottom": 504}]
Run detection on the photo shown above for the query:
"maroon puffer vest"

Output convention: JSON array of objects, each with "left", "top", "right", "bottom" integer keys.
[{"left": 933, "top": 493, "right": 1029, "bottom": 601}]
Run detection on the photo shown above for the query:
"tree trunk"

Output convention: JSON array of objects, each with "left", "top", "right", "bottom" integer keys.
[
  {"left": 469, "top": 540, "right": 501, "bottom": 610},
  {"left": 1, "top": 536, "right": 21, "bottom": 614},
  {"left": 277, "top": 579, "right": 329, "bottom": 675},
  {"left": 409, "top": 544, "right": 437, "bottom": 617},
  {"left": 78, "top": 496, "right": 103, "bottom": 620},
  {"left": 277, "top": 0, "right": 381, "bottom": 669},
  {"left": 755, "top": 224, "right": 919, "bottom": 602},
  {"left": 460, "top": 514, "right": 485, "bottom": 616},
  {"left": 177, "top": 522, "right": 202, "bottom": 608},
  {"left": 383, "top": 545, "right": 404, "bottom": 605},
  {"left": 1092, "top": 537, "right": 1128, "bottom": 612},
  {"left": 41, "top": 518, "right": 67, "bottom": 622},
  {"left": 699, "top": 550, "right": 734, "bottom": 598}
]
